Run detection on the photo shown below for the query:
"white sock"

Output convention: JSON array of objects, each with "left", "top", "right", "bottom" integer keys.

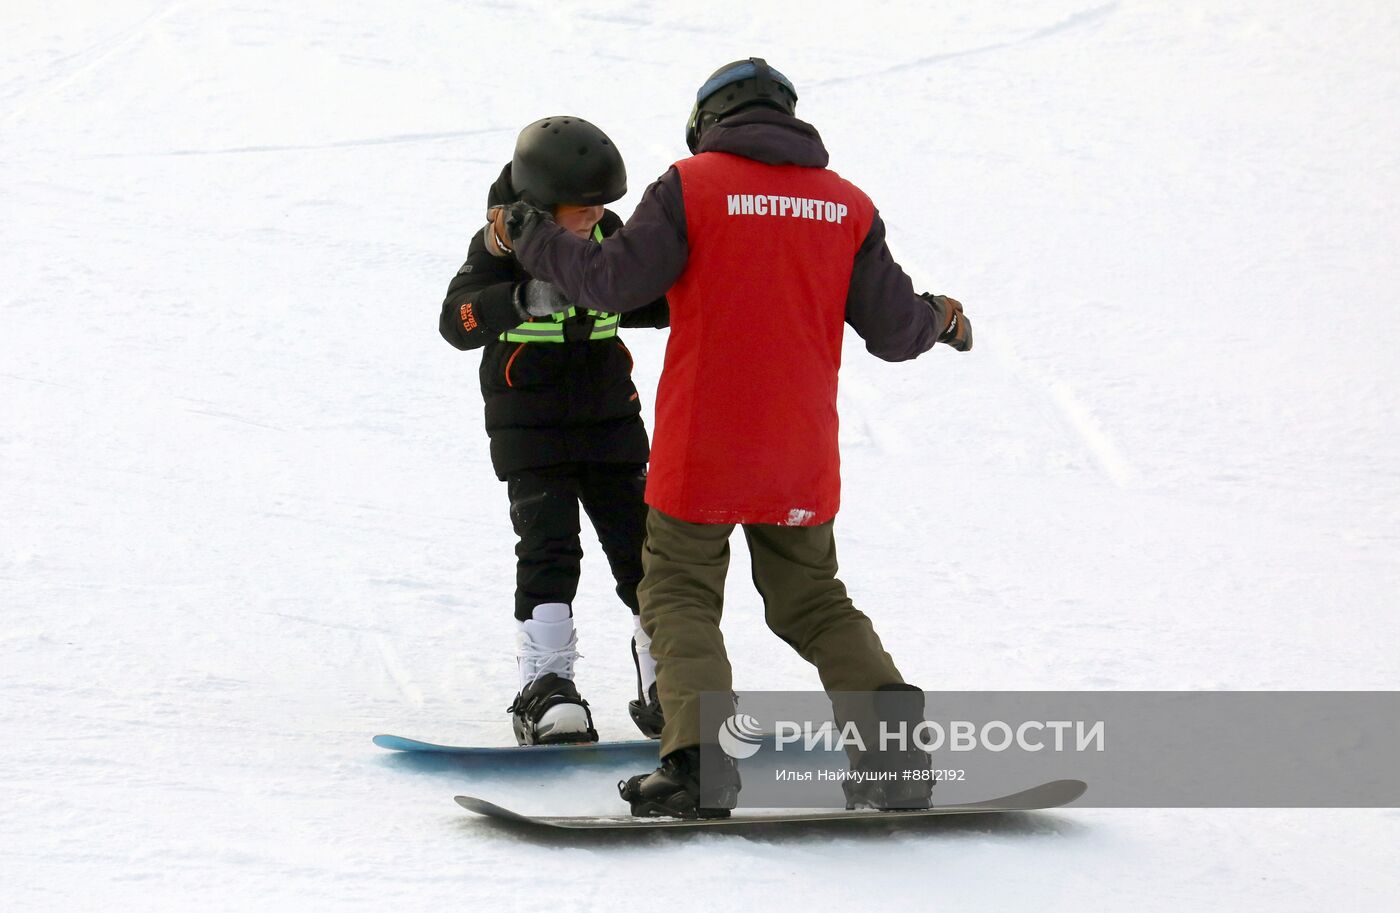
[
  {"left": 633, "top": 616, "right": 657, "bottom": 694},
  {"left": 517, "top": 603, "right": 576, "bottom": 690}
]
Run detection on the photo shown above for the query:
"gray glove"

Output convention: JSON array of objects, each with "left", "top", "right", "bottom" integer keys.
[{"left": 513, "top": 280, "right": 573, "bottom": 319}]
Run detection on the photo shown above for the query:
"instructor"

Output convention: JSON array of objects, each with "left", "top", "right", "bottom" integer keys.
[{"left": 492, "top": 58, "right": 973, "bottom": 817}]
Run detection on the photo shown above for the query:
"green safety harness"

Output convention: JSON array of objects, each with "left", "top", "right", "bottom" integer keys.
[{"left": 500, "top": 225, "right": 619, "bottom": 343}]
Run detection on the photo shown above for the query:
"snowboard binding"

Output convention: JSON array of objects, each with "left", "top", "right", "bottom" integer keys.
[
  {"left": 619, "top": 746, "right": 739, "bottom": 819},
  {"left": 628, "top": 630, "right": 664, "bottom": 739},
  {"left": 508, "top": 672, "right": 599, "bottom": 746},
  {"left": 628, "top": 682, "right": 664, "bottom": 740}
]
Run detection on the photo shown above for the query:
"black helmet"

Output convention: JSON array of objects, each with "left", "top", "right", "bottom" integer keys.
[
  {"left": 686, "top": 58, "right": 798, "bottom": 153},
  {"left": 511, "top": 116, "right": 627, "bottom": 207}
]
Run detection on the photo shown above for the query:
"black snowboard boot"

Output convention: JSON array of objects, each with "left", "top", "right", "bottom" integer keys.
[
  {"left": 619, "top": 746, "right": 740, "bottom": 819},
  {"left": 508, "top": 672, "right": 599, "bottom": 746},
  {"left": 841, "top": 683, "right": 934, "bottom": 811}
]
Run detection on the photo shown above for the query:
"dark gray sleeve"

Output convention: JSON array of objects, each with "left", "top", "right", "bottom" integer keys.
[
  {"left": 844, "top": 210, "right": 944, "bottom": 361},
  {"left": 512, "top": 168, "right": 689, "bottom": 314},
  {"left": 619, "top": 296, "right": 670, "bottom": 328}
]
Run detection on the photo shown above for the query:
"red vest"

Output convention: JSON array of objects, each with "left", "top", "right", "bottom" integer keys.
[{"left": 646, "top": 152, "right": 875, "bottom": 526}]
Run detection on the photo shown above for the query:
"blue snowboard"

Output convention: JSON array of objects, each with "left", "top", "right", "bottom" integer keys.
[{"left": 373, "top": 734, "right": 659, "bottom": 759}]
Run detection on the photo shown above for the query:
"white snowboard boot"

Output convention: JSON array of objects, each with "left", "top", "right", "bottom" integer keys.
[{"left": 509, "top": 603, "right": 597, "bottom": 745}]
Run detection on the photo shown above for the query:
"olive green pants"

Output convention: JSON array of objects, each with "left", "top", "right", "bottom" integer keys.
[{"left": 637, "top": 508, "right": 905, "bottom": 757}]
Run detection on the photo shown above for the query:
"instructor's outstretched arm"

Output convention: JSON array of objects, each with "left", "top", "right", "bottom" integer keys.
[{"left": 498, "top": 170, "right": 690, "bottom": 314}]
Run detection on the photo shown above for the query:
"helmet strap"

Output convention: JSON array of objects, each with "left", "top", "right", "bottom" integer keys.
[{"left": 749, "top": 57, "right": 775, "bottom": 104}]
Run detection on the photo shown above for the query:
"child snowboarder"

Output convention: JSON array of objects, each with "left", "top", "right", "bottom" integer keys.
[{"left": 438, "top": 116, "right": 668, "bottom": 745}]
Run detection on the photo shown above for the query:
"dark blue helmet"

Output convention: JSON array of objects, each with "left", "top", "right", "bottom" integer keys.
[{"left": 685, "top": 58, "right": 798, "bottom": 153}]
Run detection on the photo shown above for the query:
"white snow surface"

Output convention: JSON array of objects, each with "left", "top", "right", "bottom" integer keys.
[{"left": 4, "top": 1, "right": 1400, "bottom": 910}]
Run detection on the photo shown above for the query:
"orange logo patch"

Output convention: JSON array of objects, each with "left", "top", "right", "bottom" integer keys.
[{"left": 460, "top": 302, "right": 479, "bottom": 332}]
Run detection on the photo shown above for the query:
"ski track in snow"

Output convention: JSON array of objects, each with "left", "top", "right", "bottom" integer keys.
[
  {"left": 984, "top": 331, "right": 1138, "bottom": 487},
  {"left": 3, "top": 1, "right": 188, "bottom": 129},
  {"left": 4, "top": 1, "right": 1400, "bottom": 911},
  {"left": 87, "top": 127, "right": 516, "bottom": 159},
  {"left": 373, "top": 633, "right": 425, "bottom": 708},
  {"left": 808, "top": 2, "right": 1119, "bottom": 87}
]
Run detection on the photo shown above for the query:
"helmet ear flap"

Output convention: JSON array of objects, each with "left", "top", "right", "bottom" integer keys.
[
  {"left": 687, "top": 111, "right": 723, "bottom": 154},
  {"left": 685, "top": 100, "right": 702, "bottom": 154},
  {"left": 517, "top": 188, "right": 549, "bottom": 210}
]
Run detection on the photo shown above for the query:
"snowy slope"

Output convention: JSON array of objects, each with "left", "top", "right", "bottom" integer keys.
[{"left": 3, "top": 0, "right": 1399, "bottom": 910}]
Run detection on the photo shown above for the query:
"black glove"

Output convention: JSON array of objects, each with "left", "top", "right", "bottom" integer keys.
[
  {"left": 489, "top": 200, "right": 552, "bottom": 252},
  {"left": 920, "top": 293, "right": 973, "bottom": 352},
  {"left": 513, "top": 280, "right": 573, "bottom": 319}
]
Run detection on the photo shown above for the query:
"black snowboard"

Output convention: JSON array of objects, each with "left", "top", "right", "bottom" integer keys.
[{"left": 456, "top": 778, "right": 1086, "bottom": 829}]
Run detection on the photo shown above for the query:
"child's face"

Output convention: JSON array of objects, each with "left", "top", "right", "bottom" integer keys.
[{"left": 554, "top": 204, "right": 604, "bottom": 239}]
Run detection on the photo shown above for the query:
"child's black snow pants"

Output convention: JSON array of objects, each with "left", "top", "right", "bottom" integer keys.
[{"left": 506, "top": 462, "right": 648, "bottom": 621}]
